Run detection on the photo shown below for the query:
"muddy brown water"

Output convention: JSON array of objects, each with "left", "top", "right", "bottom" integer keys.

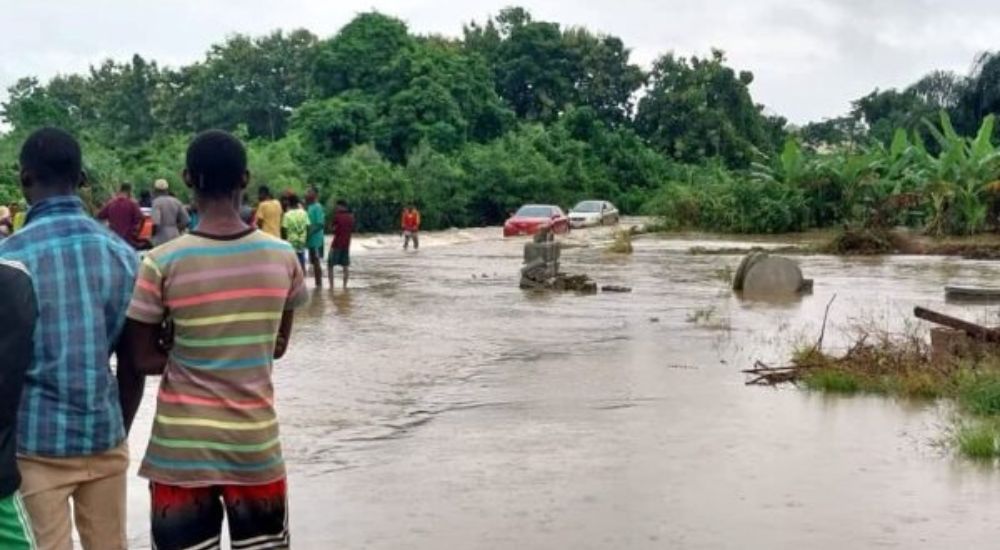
[{"left": 124, "top": 224, "right": 1000, "bottom": 548}]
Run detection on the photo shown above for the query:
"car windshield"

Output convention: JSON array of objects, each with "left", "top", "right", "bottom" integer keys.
[
  {"left": 573, "top": 201, "right": 603, "bottom": 213},
  {"left": 516, "top": 206, "right": 554, "bottom": 218}
]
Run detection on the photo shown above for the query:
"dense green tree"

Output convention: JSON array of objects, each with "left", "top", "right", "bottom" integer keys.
[
  {"left": 562, "top": 29, "right": 645, "bottom": 125},
  {"left": 163, "top": 30, "right": 317, "bottom": 139},
  {"left": 851, "top": 88, "right": 931, "bottom": 145},
  {"left": 636, "top": 50, "right": 781, "bottom": 168},
  {"left": 406, "top": 144, "right": 473, "bottom": 228},
  {"left": 8, "top": 8, "right": 999, "bottom": 239},
  {"left": 797, "top": 116, "right": 864, "bottom": 149},
  {"left": 494, "top": 19, "right": 579, "bottom": 122},
  {"left": 292, "top": 94, "right": 377, "bottom": 155},
  {"left": 311, "top": 12, "right": 413, "bottom": 98},
  {"left": 955, "top": 52, "right": 1000, "bottom": 135},
  {"left": 1, "top": 77, "right": 81, "bottom": 131},
  {"left": 389, "top": 38, "right": 513, "bottom": 143},
  {"left": 86, "top": 55, "right": 161, "bottom": 144}
]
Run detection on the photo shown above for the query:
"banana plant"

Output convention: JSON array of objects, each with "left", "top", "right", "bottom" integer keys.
[{"left": 921, "top": 113, "right": 1000, "bottom": 233}]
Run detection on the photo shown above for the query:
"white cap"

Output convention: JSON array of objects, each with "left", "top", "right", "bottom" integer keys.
[{"left": 154, "top": 179, "right": 169, "bottom": 191}]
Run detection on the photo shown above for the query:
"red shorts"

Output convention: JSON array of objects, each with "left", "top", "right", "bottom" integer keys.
[{"left": 150, "top": 478, "right": 288, "bottom": 549}]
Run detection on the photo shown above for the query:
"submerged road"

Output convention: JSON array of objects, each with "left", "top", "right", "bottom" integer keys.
[{"left": 125, "top": 224, "right": 1000, "bottom": 548}]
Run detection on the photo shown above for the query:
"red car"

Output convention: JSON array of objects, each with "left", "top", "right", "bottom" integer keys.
[{"left": 503, "top": 204, "right": 571, "bottom": 237}]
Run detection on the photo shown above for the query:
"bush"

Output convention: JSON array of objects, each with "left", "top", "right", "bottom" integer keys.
[
  {"left": 958, "top": 371, "right": 1000, "bottom": 416},
  {"left": 956, "top": 423, "right": 999, "bottom": 459}
]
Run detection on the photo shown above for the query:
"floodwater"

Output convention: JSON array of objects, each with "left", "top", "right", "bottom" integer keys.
[{"left": 124, "top": 222, "right": 1000, "bottom": 549}]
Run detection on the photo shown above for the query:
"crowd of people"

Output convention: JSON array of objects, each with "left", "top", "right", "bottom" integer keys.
[{"left": 0, "top": 126, "right": 425, "bottom": 549}]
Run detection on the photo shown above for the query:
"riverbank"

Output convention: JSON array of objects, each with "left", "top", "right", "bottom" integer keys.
[
  {"left": 748, "top": 329, "right": 1000, "bottom": 460},
  {"left": 655, "top": 227, "right": 1000, "bottom": 259}
]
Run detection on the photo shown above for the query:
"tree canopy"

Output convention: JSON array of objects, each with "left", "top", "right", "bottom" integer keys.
[{"left": 3, "top": 8, "right": 1000, "bottom": 235}]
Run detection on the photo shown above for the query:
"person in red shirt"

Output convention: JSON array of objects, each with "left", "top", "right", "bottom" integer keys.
[
  {"left": 97, "top": 183, "right": 144, "bottom": 248},
  {"left": 328, "top": 200, "right": 355, "bottom": 289},
  {"left": 401, "top": 204, "right": 421, "bottom": 251}
]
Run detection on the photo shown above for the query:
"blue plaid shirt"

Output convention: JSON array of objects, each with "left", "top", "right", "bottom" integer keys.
[{"left": 0, "top": 195, "right": 138, "bottom": 457}]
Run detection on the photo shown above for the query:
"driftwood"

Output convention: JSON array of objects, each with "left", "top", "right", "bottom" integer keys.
[
  {"left": 913, "top": 307, "right": 1000, "bottom": 342},
  {"left": 745, "top": 295, "right": 836, "bottom": 386}
]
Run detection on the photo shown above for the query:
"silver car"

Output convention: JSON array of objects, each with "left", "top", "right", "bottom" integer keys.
[{"left": 569, "top": 200, "right": 619, "bottom": 228}]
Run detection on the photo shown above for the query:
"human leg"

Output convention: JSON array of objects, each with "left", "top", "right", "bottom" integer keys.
[
  {"left": 16, "top": 455, "right": 79, "bottom": 550},
  {"left": 309, "top": 247, "right": 323, "bottom": 287},
  {"left": 150, "top": 483, "right": 224, "bottom": 550},
  {"left": 72, "top": 443, "right": 128, "bottom": 550},
  {"left": 0, "top": 493, "right": 37, "bottom": 550},
  {"left": 413, "top": 231, "right": 419, "bottom": 250},
  {"left": 223, "top": 479, "right": 289, "bottom": 549},
  {"left": 403, "top": 232, "right": 411, "bottom": 250}
]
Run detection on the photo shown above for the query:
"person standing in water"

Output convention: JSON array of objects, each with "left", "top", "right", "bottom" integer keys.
[
  {"left": 121, "top": 130, "right": 307, "bottom": 550},
  {"left": 150, "top": 179, "right": 190, "bottom": 247},
  {"left": 282, "top": 194, "right": 309, "bottom": 270},
  {"left": 0, "top": 259, "right": 38, "bottom": 550},
  {"left": 305, "top": 189, "right": 325, "bottom": 287},
  {"left": 401, "top": 204, "right": 421, "bottom": 251},
  {"left": 256, "top": 185, "right": 283, "bottom": 238},
  {"left": 0, "top": 128, "right": 143, "bottom": 549},
  {"left": 328, "top": 199, "right": 354, "bottom": 289}
]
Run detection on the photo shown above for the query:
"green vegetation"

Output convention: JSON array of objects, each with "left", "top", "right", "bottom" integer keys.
[
  {"left": 785, "top": 334, "right": 1000, "bottom": 459},
  {"left": 802, "top": 369, "right": 862, "bottom": 394},
  {"left": 957, "top": 422, "right": 1000, "bottom": 459},
  {"left": 2, "top": 7, "right": 1000, "bottom": 236}
]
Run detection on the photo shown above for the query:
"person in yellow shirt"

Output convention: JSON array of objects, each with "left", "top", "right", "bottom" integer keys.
[{"left": 255, "top": 186, "right": 283, "bottom": 238}]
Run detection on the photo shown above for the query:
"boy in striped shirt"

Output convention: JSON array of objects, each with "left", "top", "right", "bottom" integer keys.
[{"left": 121, "top": 130, "right": 307, "bottom": 550}]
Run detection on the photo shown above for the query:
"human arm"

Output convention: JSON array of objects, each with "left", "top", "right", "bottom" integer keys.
[
  {"left": 123, "top": 256, "right": 169, "bottom": 376},
  {"left": 96, "top": 201, "right": 110, "bottom": 221},
  {"left": 276, "top": 254, "right": 308, "bottom": 358},
  {"left": 274, "top": 310, "right": 294, "bottom": 359},
  {"left": 120, "top": 320, "right": 168, "bottom": 376},
  {"left": 114, "top": 332, "right": 148, "bottom": 434}
]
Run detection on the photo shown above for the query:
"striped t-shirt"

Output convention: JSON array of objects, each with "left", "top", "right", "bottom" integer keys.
[{"left": 127, "top": 229, "right": 307, "bottom": 486}]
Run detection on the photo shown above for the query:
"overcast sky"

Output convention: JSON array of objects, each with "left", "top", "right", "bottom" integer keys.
[{"left": 1, "top": 0, "right": 998, "bottom": 124}]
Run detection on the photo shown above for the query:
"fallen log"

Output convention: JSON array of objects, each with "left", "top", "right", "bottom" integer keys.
[{"left": 913, "top": 307, "right": 1000, "bottom": 343}]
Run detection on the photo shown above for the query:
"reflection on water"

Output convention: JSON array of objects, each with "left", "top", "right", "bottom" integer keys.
[
  {"left": 126, "top": 224, "right": 1000, "bottom": 548},
  {"left": 329, "top": 290, "right": 354, "bottom": 316}
]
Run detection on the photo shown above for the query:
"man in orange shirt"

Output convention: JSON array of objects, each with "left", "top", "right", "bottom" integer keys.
[{"left": 401, "top": 204, "right": 420, "bottom": 251}]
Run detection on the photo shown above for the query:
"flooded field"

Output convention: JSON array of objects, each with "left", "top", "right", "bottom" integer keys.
[{"left": 125, "top": 223, "right": 1000, "bottom": 548}]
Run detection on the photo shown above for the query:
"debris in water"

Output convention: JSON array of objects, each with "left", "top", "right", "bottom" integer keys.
[
  {"left": 601, "top": 285, "right": 632, "bottom": 293},
  {"left": 519, "top": 227, "right": 598, "bottom": 294},
  {"left": 607, "top": 229, "right": 633, "bottom": 254},
  {"left": 733, "top": 251, "right": 812, "bottom": 297}
]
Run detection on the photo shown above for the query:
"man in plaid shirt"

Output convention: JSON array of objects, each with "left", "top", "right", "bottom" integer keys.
[{"left": 0, "top": 128, "right": 145, "bottom": 549}]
